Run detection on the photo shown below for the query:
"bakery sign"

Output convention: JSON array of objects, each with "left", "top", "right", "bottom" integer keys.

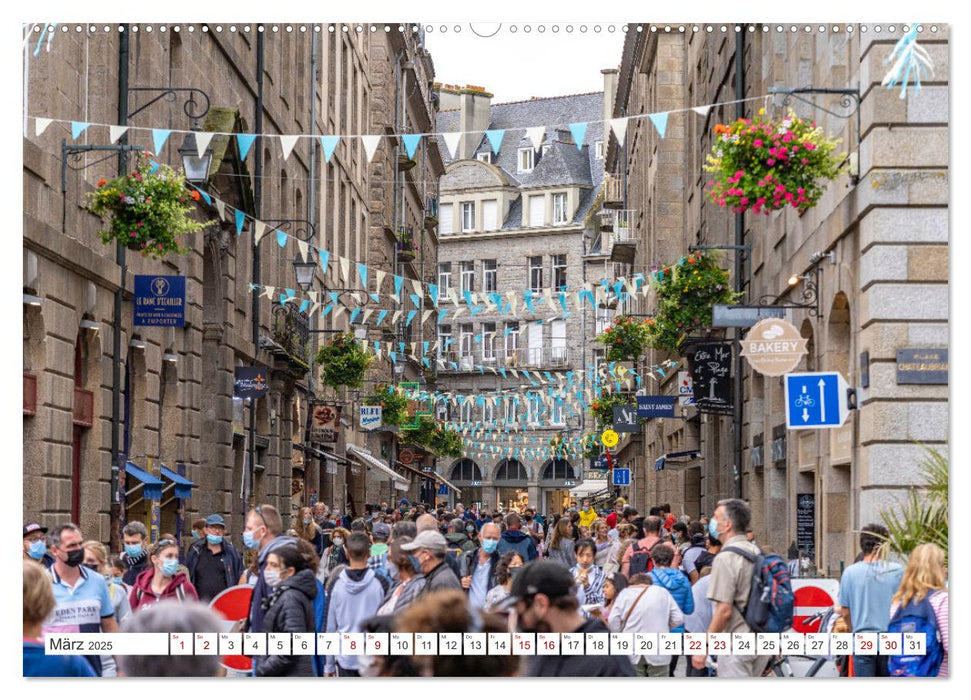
[{"left": 740, "top": 318, "right": 808, "bottom": 377}]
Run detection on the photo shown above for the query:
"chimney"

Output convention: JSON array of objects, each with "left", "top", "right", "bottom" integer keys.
[
  {"left": 601, "top": 68, "right": 619, "bottom": 125},
  {"left": 458, "top": 87, "right": 492, "bottom": 160}
]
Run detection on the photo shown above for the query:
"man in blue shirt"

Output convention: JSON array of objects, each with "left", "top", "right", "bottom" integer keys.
[
  {"left": 44, "top": 523, "right": 118, "bottom": 675},
  {"left": 838, "top": 524, "right": 904, "bottom": 677}
]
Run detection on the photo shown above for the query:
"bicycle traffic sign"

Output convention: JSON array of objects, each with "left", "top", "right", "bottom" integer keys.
[
  {"left": 612, "top": 468, "right": 630, "bottom": 486},
  {"left": 784, "top": 372, "right": 850, "bottom": 429}
]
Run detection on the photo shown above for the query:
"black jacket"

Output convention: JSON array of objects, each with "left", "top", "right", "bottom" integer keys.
[
  {"left": 462, "top": 547, "right": 500, "bottom": 589},
  {"left": 255, "top": 569, "right": 318, "bottom": 677},
  {"left": 423, "top": 559, "right": 462, "bottom": 593},
  {"left": 526, "top": 619, "right": 636, "bottom": 677},
  {"left": 185, "top": 539, "right": 245, "bottom": 597}
]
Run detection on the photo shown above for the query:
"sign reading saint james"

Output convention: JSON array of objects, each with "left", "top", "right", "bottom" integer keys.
[{"left": 740, "top": 318, "right": 808, "bottom": 377}]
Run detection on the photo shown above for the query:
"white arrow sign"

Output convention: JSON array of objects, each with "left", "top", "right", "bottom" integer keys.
[
  {"left": 802, "top": 408, "right": 809, "bottom": 422},
  {"left": 818, "top": 378, "right": 826, "bottom": 422}
]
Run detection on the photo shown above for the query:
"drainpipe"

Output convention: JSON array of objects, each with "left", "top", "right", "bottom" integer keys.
[
  {"left": 109, "top": 24, "right": 130, "bottom": 552},
  {"left": 305, "top": 28, "right": 319, "bottom": 502},
  {"left": 248, "top": 27, "right": 265, "bottom": 512},
  {"left": 732, "top": 26, "right": 746, "bottom": 500}
]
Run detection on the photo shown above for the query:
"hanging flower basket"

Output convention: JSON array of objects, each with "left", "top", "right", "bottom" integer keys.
[
  {"left": 315, "top": 331, "right": 374, "bottom": 389},
  {"left": 596, "top": 315, "right": 652, "bottom": 362},
  {"left": 364, "top": 383, "right": 410, "bottom": 427},
  {"left": 86, "top": 153, "right": 213, "bottom": 259},
  {"left": 704, "top": 109, "right": 846, "bottom": 215},
  {"left": 402, "top": 415, "right": 463, "bottom": 458},
  {"left": 646, "top": 254, "right": 741, "bottom": 355}
]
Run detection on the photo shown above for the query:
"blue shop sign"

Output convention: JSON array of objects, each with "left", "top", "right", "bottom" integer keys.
[{"left": 134, "top": 275, "right": 186, "bottom": 327}]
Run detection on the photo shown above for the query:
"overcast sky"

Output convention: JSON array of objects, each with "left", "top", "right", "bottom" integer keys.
[{"left": 424, "top": 23, "right": 627, "bottom": 104}]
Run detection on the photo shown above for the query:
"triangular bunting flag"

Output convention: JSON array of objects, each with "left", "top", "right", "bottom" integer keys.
[
  {"left": 361, "top": 135, "right": 381, "bottom": 163},
  {"left": 442, "top": 131, "right": 462, "bottom": 159},
  {"left": 279, "top": 135, "right": 300, "bottom": 162},
  {"left": 108, "top": 125, "right": 128, "bottom": 143},
  {"left": 276, "top": 229, "right": 288, "bottom": 247},
  {"left": 320, "top": 135, "right": 339, "bottom": 163},
  {"left": 254, "top": 221, "right": 268, "bottom": 245},
  {"left": 692, "top": 105, "right": 711, "bottom": 117},
  {"left": 152, "top": 129, "right": 172, "bottom": 155},
  {"left": 34, "top": 117, "right": 53, "bottom": 137},
  {"left": 375, "top": 270, "right": 386, "bottom": 295},
  {"left": 484, "top": 129, "right": 505, "bottom": 155},
  {"left": 71, "top": 122, "right": 90, "bottom": 140},
  {"left": 402, "top": 133, "right": 422, "bottom": 160},
  {"left": 195, "top": 131, "right": 215, "bottom": 159},
  {"left": 525, "top": 126, "right": 545, "bottom": 151},
  {"left": 356, "top": 263, "right": 368, "bottom": 287},
  {"left": 318, "top": 249, "right": 330, "bottom": 275},
  {"left": 234, "top": 210, "right": 246, "bottom": 236},
  {"left": 649, "top": 112, "right": 669, "bottom": 139},
  {"left": 214, "top": 199, "right": 226, "bottom": 221},
  {"left": 608, "top": 118, "right": 628, "bottom": 147},
  {"left": 568, "top": 122, "right": 588, "bottom": 149},
  {"left": 236, "top": 134, "right": 257, "bottom": 161},
  {"left": 340, "top": 257, "right": 350, "bottom": 283},
  {"left": 298, "top": 240, "right": 309, "bottom": 262}
]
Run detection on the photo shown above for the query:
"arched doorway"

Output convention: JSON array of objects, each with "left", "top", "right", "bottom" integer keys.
[
  {"left": 493, "top": 459, "right": 529, "bottom": 512},
  {"left": 824, "top": 293, "right": 853, "bottom": 574},
  {"left": 449, "top": 458, "right": 483, "bottom": 507},
  {"left": 539, "top": 458, "right": 577, "bottom": 514}
]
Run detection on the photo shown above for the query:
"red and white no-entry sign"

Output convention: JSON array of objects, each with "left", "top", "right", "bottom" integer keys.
[
  {"left": 791, "top": 578, "right": 839, "bottom": 633},
  {"left": 209, "top": 584, "right": 254, "bottom": 672}
]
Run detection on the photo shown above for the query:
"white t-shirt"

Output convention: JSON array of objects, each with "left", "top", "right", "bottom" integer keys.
[{"left": 608, "top": 584, "right": 683, "bottom": 666}]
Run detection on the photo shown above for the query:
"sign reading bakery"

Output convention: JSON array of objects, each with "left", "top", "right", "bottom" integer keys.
[{"left": 740, "top": 318, "right": 808, "bottom": 376}]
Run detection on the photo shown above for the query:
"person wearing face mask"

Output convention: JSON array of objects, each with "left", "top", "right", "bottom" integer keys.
[
  {"left": 578, "top": 499, "right": 597, "bottom": 529},
  {"left": 81, "top": 540, "right": 130, "bottom": 677},
  {"left": 317, "top": 526, "right": 350, "bottom": 584},
  {"left": 497, "top": 512, "right": 538, "bottom": 561},
  {"left": 376, "top": 537, "right": 427, "bottom": 616},
  {"left": 128, "top": 538, "right": 199, "bottom": 613},
  {"left": 485, "top": 551, "right": 524, "bottom": 610},
  {"left": 499, "top": 560, "right": 635, "bottom": 677},
  {"left": 294, "top": 506, "right": 324, "bottom": 556},
  {"left": 444, "top": 517, "right": 476, "bottom": 556},
  {"left": 254, "top": 545, "right": 318, "bottom": 677},
  {"left": 120, "top": 521, "right": 151, "bottom": 586},
  {"left": 23, "top": 522, "right": 55, "bottom": 568},
  {"left": 240, "top": 504, "right": 297, "bottom": 636},
  {"left": 399, "top": 530, "right": 462, "bottom": 594},
  {"left": 185, "top": 514, "right": 244, "bottom": 602},
  {"left": 571, "top": 538, "right": 607, "bottom": 611},
  {"left": 43, "top": 523, "right": 118, "bottom": 676},
  {"left": 461, "top": 522, "right": 502, "bottom": 610}
]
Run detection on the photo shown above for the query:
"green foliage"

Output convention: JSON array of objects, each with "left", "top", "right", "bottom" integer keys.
[
  {"left": 401, "top": 415, "right": 463, "bottom": 458},
  {"left": 646, "top": 253, "right": 741, "bottom": 355},
  {"left": 704, "top": 109, "right": 846, "bottom": 215},
  {"left": 86, "top": 153, "right": 213, "bottom": 259},
  {"left": 596, "top": 315, "right": 652, "bottom": 362},
  {"left": 872, "top": 444, "right": 949, "bottom": 563},
  {"left": 315, "top": 331, "right": 373, "bottom": 389},
  {"left": 364, "top": 384, "right": 409, "bottom": 426}
]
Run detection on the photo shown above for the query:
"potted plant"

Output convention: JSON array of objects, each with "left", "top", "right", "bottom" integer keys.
[
  {"left": 402, "top": 415, "right": 463, "bottom": 458},
  {"left": 396, "top": 226, "right": 416, "bottom": 261},
  {"left": 596, "top": 315, "right": 652, "bottom": 362},
  {"left": 704, "top": 109, "right": 846, "bottom": 215},
  {"left": 86, "top": 152, "right": 213, "bottom": 259},
  {"left": 646, "top": 253, "right": 741, "bottom": 355},
  {"left": 364, "top": 383, "right": 410, "bottom": 427},
  {"left": 315, "top": 331, "right": 374, "bottom": 389}
]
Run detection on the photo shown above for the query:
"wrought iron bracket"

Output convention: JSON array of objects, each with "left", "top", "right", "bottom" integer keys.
[
  {"left": 757, "top": 263, "right": 823, "bottom": 320},
  {"left": 128, "top": 87, "right": 211, "bottom": 126},
  {"left": 767, "top": 86, "right": 862, "bottom": 185},
  {"left": 261, "top": 218, "right": 317, "bottom": 242}
]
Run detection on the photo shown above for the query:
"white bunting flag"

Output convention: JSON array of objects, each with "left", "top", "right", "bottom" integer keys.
[
  {"left": 692, "top": 105, "right": 711, "bottom": 117},
  {"left": 297, "top": 240, "right": 309, "bottom": 263},
  {"left": 525, "top": 126, "right": 545, "bottom": 151},
  {"left": 507, "top": 291, "right": 519, "bottom": 317},
  {"left": 545, "top": 288, "right": 557, "bottom": 313},
  {"left": 447, "top": 288, "right": 459, "bottom": 308},
  {"left": 608, "top": 117, "right": 628, "bottom": 147},
  {"left": 339, "top": 257, "right": 350, "bottom": 284},
  {"left": 452, "top": 307, "right": 466, "bottom": 319},
  {"left": 362, "top": 308, "right": 374, "bottom": 324},
  {"left": 375, "top": 270, "right": 387, "bottom": 295},
  {"left": 262, "top": 286, "right": 276, "bottom": 300},
  {"left": 308, "top": 291, "right": 321, "bottom": 316},
  {"left": 35, "top": 117, "right": 53, "bottom": 137},
  {"left": 361, "top": 135, "right": 381, "bottom": 163},
  {"left": 214, "top": 199, "right": 226, "bottom": 221},
  {"left": 279, "top": 135, "right": 300, "bottom": 162},
  {"left": 108, "top": 125, "right": 128, "bottom": 143},
  {"left": 254, "top": 220, "right": 268, "bottom": 245},
  {"left": 392, "top": 311, "right": 403, "bottom": 325},
  {"left": 332, "top": 306, "right": 345, "bottom": 322},
  {"left": 422, "top": 310, "right": 434, "bottom": 324},
  {"left": 442, "top": 131, "right": 462, "bottom": 159},
  {"left": 195, "top": 131, "right": 215, "bottom": 159},
  {"left": 411, "top": 279, "right": 423, "bottom": 296}
]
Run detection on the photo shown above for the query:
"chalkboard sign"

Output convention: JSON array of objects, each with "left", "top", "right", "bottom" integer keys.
[
  {"left": 685, "top": 342, "right": 734, "bottom": 413},
  {"left": 796, "top": 493, "right": 815, "bottom": 559}
]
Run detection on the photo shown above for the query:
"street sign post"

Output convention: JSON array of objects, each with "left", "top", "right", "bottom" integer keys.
[
  {"left": 612, "top": 468, "right": 631, "bottom": 486},
  {"left": 784, "top": 372, "right": 851, "bottom": 429},
  {"left": 712, "top": 304, "right": 786, "bottom": 328}
]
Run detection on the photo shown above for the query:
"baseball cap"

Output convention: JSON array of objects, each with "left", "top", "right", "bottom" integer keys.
[
  {"left": 372, "top": 521, "right": 391, "bottom": 539},
  {"left": 498, "top": 560, "right": 576, "bottom": 610},
  {"left": 398, "top": 529, "right": 447, "bottom": 553},
  {"left": 204, "top": 514, "right": 226, "bottom": 527},
  {"left": 23, "top": 523, "right": 47, "bottom": 538}
]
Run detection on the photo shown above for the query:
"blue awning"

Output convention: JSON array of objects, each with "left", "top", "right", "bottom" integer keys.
[
  {"left": 125, "top": 462, "right": 164, "bottom": 501},
  {"left": 160, "top": 465, "right": 195, "bottom": 500}
]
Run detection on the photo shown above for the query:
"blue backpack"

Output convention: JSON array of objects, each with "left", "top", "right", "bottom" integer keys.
[
  {"left": 723, "top": 546, "right": 794, "bottom": 633},
  {"left": 887, "top": 596, "right": 944, "bottom": 677}
]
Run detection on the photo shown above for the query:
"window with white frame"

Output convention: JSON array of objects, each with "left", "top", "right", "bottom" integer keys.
[
  {"left": 526, "top": 394, "right": 541, "bottom": 425},
  {"left": 593, "top": 348, "right": 606, "bottom": 377},
  {"left": 551, "top": 319, "right": 567, "bottom": 363},
  {"left": 528, "top": 256, "right": 544, "bottom": 293},
  {"left": 438, "top": 263, "right": 451, "bottom": 299},
  {"left": 439, "top": 203, "right": 454, "bottom": 235},
  {"left": 476, "top": 152, "right": 491, "bottom": 164},
  {"left": 459, "top": 323, "right": 474, "bottom": 365},
  {"left": 595, "top": 307, "right": 612, "bottom": 335},
  {"left": 505, "top": 322, "right": 520, "bottom": 361},
  {"left": 553, "top": 192, "right": 569, "bottom": 225},
  {"left": 518, "top": 147, "right": 534, "bottom": 173},
  {"left": 550, "top": 397, "right": 565, "bottom": 425},
  {"left": 483, "top": 260, "right": 498, "bottom": 293},
  {"left": 595, "top": 140, "right": 604, "bottom": 159},
  {"left": 438, "top": 325, "right": 452, "bottom": 359},
  {"left": 461, "top": 202, "right": 476, "bottom": 232},
  {"left": 460, "top": 261, "right": 475, "bottom": 293},
  {"left": 482, "top": 322, "right": 497, "bottom": 361},
  {"left": 436, "top": 399, "right": 449, "bottom": 421},
  {"left": 502, "top": 397, "right": 515, "bottom": 424},
  {"left": 529, "top": 194, "right": 545, "bottom": 227},
  {"left": 552, "top": 254, "right": 567, "bottom": 291},
  {"left": 460, "top": 400, "right": 473, "bottom": 424},
  {"left": 483, "top": 399, "right": 495, "bottom": 424}
]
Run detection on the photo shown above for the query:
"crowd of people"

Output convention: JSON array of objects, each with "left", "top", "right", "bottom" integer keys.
[{"left": 22, "top": 495, "right": 948, "bottom": 678}]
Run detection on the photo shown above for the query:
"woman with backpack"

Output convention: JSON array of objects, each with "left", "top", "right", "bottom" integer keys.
[
  {"left": 255, "top": 545, "right": 318, "bottom": 677},
  {"left": 128, "top": 539, "right": 199, "bottom": 613},
  {"left": 888, "top": 543, "right": 948, "bottom": 677}
]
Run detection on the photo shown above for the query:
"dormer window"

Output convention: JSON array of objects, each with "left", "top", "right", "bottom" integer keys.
[
  {"left": 542, "top": 144, "right": 552, "bottom": 156},
  {"left": 595, "top": 140, "right": 604, "bottom": 158},
  {"left": 476, "top": 152, "right": 491, "bottom": 163},
  {"left": 518, "top": 147, "right": 534, "bottom": 173}
]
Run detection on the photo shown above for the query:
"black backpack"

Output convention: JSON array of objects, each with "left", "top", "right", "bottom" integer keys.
[{"left": 628, "top": 541, "right": 654, "bottom": 576}]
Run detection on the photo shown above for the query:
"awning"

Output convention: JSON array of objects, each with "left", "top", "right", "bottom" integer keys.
[
  {"left": 159, "top": 466, "right": 195, "bottom": 500},
  {"left": 569, "top": 479, "right": 608, "bottom": 497},
  {"left": 294, "top": 443, "right": 349, "bottom": 464},
  {"left": 346, "top": 444, "right": 410, "bottom": 490},
  {"left": 654, "top": 450, "right": 702, "bottom": 472},
  {"left": 396, "top": 462, "right": 463, "bottom": 497},
  {"left": 125, "top": 462, "right": 164, "bottom": 501}
]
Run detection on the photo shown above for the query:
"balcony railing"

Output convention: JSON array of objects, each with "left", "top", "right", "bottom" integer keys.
[
  {"left": 396, "top": 225, "right": 417, "bottom": 261},
  {"left": 424, "top": 196, "right": 439, "bottom": 230},
  {"left": 603, "top": 174, "right": 624, "bottom": 209},
  {"left": 438, "top": 347, "right": 572, "bottom": 371},
  {"left": 607, "top": 211, "right": 637, "bottom": 264},
  {"left": 271, "top": 303, "right": 311, "bottom": 368}
]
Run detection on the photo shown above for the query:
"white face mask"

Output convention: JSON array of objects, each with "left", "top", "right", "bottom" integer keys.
[
  {"left": 264, "top": 569, "right": 282, "bottom": 587},
  {"left": 333, "top": 538, "right": 344, "bottom": 547}
]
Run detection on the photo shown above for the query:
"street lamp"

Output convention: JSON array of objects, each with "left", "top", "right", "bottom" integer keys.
[
  {"left": 178, "top": 129, "right": 213, "bottom": 185},
  {"left": 292, "top": 250, "right": 317, "bottom": 292}
]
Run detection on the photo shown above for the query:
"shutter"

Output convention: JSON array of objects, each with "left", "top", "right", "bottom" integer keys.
[
  {"left": 439, "top": 203, "right": 453, "bottom": 235},
  {"left": 483, "top": 200, "right": 498, "bottom": 231},
  {"left": 529, "top": 195, "right": 545, "bottom": 227},
  {"left": 528, "top": 323, "right": 543, "bottom": 365},
  {"left": 551, "top": 320, "right": 566, "bottom": 363}
]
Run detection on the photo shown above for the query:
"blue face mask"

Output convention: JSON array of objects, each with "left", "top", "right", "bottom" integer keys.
[
  {"left": 206, "top": 534, "right": 223, "bottom": 546},
  {"left": 409, "top": 555, "right": 422, "bottom": 572},
  {"left": 242, "top": 530, "right": 258, "bottom": 550},
  {"left": 303, "top": 519, "right": 312, "bottom": 525},
  {"left": 708, "top": 517, "right": 720, "bottom": 542},
  {"left": 192, "top": 530, "right": 203, "bottom": 540},
  {"left": 124, "top": 544, "right": 143, "bottom": 558},
  {"left": 482, "top": 538, "right": 499, "bottom": 554},
  {"left": 28, "top": 540, "right": 47, "bottom": 560},
  {"left": 161, "top": 559, "right": 180, "bottom": 577},
  {"left": 111, "top": 576, "right": 124, "bottom": 586}
]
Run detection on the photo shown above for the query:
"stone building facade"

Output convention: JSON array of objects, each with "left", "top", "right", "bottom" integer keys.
[
  {"left": 607, "top": 24, "right": 948, "bottom": 573},
  {"left": 432, "top": 83, "right": 617, "bottom": 514},
  {"left": 23, "top": 23, "right": 440, "bottom": 549}
]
